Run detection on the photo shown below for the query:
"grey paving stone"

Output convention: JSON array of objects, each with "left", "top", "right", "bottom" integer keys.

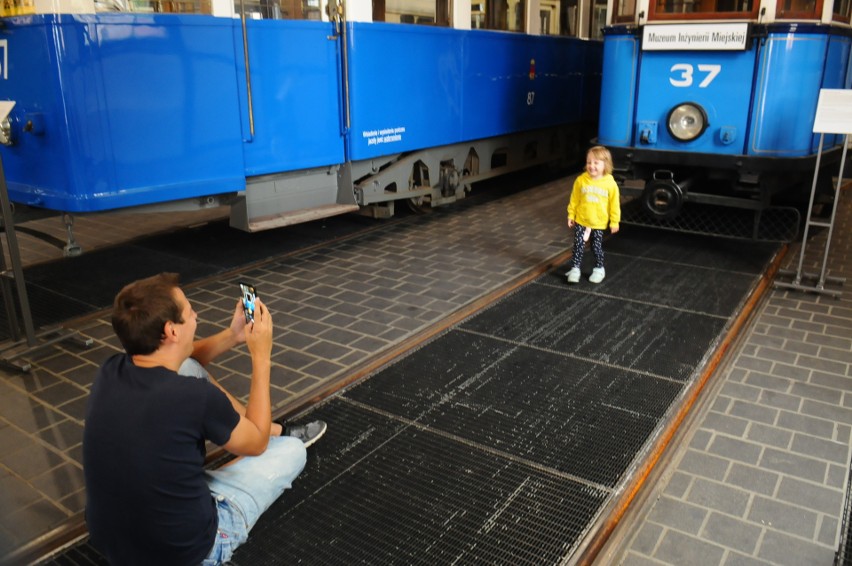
[
  {"left": 722, "top": 551, "right": 774, "bottom": 566},
  {"left": 701, "top": 512, "right": 762, "bottom": 554},
  {"left": 734, "top": 357, "right": 774, "bottom": 374},
  {"left": 817, "top": 515, "right": 839, "bottom": 547},
  {"left": 776, "top": 477, "right": 843, "bottom": 516},
  {"left": 745, "top": 422, "right": 792, "bottom": 449},
  {"left": 621, "top": 551, "right": 666, "bottom": 566},
  {"left": 789, "top": 432, "right": 848, "bottom": 464},
  {"left": 743, "top": 372, "right": 791, "bottom": 392},
  {"left": 759, "top": 447, "right": 828, "bottom": 483},
  {"left": 654, "top": 529, "right": 726, "bottom": 566},
  {"left": 647, "top": 496, "right": 709, "bottom": 534},
  {"left": 720, "top": 383, "right": 762, "bottom": 403},
  {"left": 779, "top": 340, "right": 819, "bottom": 357},
  {"left": 702, "top": 412, "right": 750, "bottom": 437},
  {"left": 790, "top": 382, "right": 842, "bottom": 405},
  {"left": 827, "top": 463, "right": 846, "bottom": 489},
  {"left": 678, "top": 449, "right": 731, "bottom": 481},
  {"left": 811, "top": 371, "right": 852, "bottom": 391},
  {"left": 776, "top": 411, "right": 835, "bottom": 439},
  {"left": 729, "top": 400, "right": 778, "bottom": 426},
  {"left": 686, "top": 478, "right": 750, "bottom": 517},
  {"left": 706, "top": 435, "right": 762, "bottom": 465},
  {"left": 756, "top": 529, "right": 835, "bottom": 566},
  {"left": 747, "top": 496, "right": 818, "bottom": 539},
  {"left": 725, "top": 463, "right": 779, "bottom": 497},
  {"left": 664, "top": 471, "right": 694, "bottom": 499},
  {"left": 630, "top": 522, "right": 664, "bottom": 555},
  {"left": 796, "top": 354, "right": 848, "bottom": 376},
  {"left": 771, "top": 362, "right": 811, "bottom": 382},
  {"left": 690, "top": 429, "right": 713, "bottom": 451},
  {"left": 756, "top": 390, "right": 800, "bottom": 412},
  {"left": 754, "top": 346, "right": 798, "bottom": 365},
  {"left": 801, "top": 399, "right": 852, "bottom": 426}
]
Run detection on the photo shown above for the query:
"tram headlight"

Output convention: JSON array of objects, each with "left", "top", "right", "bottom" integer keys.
[
  {"left": 0, "top": 117, "right": 12, "bottom": 146},
  {"left": 667, "top": 103, "right": 708, "bottom": 142}
]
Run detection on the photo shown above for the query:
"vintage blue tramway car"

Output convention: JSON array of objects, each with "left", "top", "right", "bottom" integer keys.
[
  {"left": 597, "top": 0, "right": 852, "bottom": 239},
  {"left": 0, "top": 0, "right": 603, "bottom": 241}
]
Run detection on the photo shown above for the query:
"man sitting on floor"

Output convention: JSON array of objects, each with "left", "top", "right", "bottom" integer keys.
[{"left": 83, "top": 273, "right": 326, "bottom": 565}]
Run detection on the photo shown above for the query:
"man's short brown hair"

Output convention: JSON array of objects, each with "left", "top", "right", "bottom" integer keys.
[{"left": 112, "top": 273, "right": 184, "bottom": 356}]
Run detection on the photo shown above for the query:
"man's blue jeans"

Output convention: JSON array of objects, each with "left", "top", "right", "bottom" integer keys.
[
  {"left": 179, "top": 358, "right": 307, "bottom": 565},
  {"left": 202, "top": 436, "right": 307, "bottom": 564}
]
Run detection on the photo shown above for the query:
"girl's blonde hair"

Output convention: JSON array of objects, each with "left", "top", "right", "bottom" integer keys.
[{"left": 587, "top": 145, "right": 613, "bottom": 175}]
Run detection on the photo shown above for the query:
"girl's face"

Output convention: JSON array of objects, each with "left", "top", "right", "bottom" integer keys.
[{"left": 586, "top": 155, "right": 606, "bottom": 179}]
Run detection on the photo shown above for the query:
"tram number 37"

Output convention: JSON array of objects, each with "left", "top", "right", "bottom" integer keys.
[
  {"left": 527, "top": 91, "right": 535, "bottom": 105},
  {"left": 669, "top": 63, "right": 721, "bottom": 88}
]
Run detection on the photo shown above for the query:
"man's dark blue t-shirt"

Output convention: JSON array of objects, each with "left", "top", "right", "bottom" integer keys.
[{"left": 83, "top": 354, "right": 240, "bottom": 565}]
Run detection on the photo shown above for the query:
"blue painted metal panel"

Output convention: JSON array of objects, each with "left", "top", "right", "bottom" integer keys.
[
  {"left": 749, "top": 32, "right": 828, "bottom": 157},
  {"left": 460, "top": 32, "right": 590, "bottom": 140},
  {"left": 0, "top": 14, "right": 247, "bottom": 212},
  {"left": 346, "top": 23, "right": 600, "bottom": 161},
  {"left": 237, "top": 20, "right": 345, "bottom": 175},
  {"left": 634, "top": 48, "right": 756, "bottom": 155},
  {"left": 598, "top": 29, "right": 639, "bottom": 147},
  {"left": 346, "top": 23, "right": 464, "bottom": 161}
]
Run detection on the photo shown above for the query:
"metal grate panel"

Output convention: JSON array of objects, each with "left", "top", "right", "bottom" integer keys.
[
  {"left": 620, "top": 199, "right": 800, "bottom": 243},
  {"left": 346, "top": 332, "right": 682, "bottom": 487},
  {"left": 233, "top": 401, "right": 608, "bottom": 566},
  {"left": 461, "top": 283, "right": 727, "bottom": 382}
]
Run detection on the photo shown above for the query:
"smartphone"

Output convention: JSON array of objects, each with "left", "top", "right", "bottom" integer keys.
[{"left": 239, "top": 282, "right": 257, "bottom": 324}]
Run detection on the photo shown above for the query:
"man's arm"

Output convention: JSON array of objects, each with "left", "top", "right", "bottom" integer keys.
[
  {"left": 222, "top": 297, "right": 274, "bottom": 456},
  {"left": 190, "top": 300, "right": 246, "bottom": 366}
]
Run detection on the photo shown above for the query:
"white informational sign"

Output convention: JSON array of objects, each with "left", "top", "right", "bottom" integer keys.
[
  {"left": 642, "top": 23, "right": 749, "bottom": 51},
  {"left": 812, "top": 89, "right": 852, "bottom": 135}
]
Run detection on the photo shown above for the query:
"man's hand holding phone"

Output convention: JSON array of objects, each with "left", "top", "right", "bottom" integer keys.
[{"left": 245, "top": 296, "right": 273, "bottom": 360}]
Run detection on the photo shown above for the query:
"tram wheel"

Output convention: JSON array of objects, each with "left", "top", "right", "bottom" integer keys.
[
  {"left": 642, "top": 179, "right": 683, "bottom": 221},
  {"left": 407, "top": 196, "right": 430, "bottom": 215}
]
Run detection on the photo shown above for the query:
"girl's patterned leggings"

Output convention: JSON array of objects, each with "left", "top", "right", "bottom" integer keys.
[{"left": 570, "top": 223, "right": 605, "bottom": 270}]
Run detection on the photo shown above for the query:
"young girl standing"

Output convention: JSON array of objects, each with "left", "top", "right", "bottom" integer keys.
[{"left": 566, "top": 145, "right": 620, "bottom": 284}]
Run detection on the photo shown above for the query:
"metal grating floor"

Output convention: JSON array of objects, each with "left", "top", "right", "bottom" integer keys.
[{"left": 229, "top": 228, "right": 777, "bottom": 564}]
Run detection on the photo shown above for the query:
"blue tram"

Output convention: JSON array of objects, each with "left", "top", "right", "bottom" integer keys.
[
  {"left": 0, "top": 0, "right": 602, "bottom": 234},
  {"left": 597, "top": 0, "right": 852, "bottom": 234}
]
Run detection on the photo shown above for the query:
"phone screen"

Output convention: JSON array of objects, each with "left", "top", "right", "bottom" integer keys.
[{"left": 239, "top": 283, "right": 257, "bottom": 323}]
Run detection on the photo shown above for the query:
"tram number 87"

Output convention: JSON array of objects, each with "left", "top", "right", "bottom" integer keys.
[{"left": 669, "top": 64, "right": 721, "bottom": 88}]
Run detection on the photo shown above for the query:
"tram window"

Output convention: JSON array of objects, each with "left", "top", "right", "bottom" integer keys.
[
  {"left": 775, "top": 0, "right": 822, "bottom": 18},
  {"left": 557, "top": 0, "right": 579, "bottom": 35},
  {"left": 232, "top": 0, "right": 322, "bottom": 18},
  {"left": 832, "top": 0, "right": 850, "bottom": 20},
  {"left": 590, "top": 0, "right": 606, "bottom": 38},
  {"left": 471, "top": 0, "right": 525, "bottom": 31},
  {"left": 382, "top": 0, "right": 449, "bottom": 24},
  {"left": 612, "top": 0, "right": 636, "bottom": 22},
  {"left": 650, "top": 0, "right": 757, "bottom": 19}
]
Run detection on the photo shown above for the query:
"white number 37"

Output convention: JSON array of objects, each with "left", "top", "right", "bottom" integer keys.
[{"left": 669, "top": 63, "right": 721, "bottom": 88}]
